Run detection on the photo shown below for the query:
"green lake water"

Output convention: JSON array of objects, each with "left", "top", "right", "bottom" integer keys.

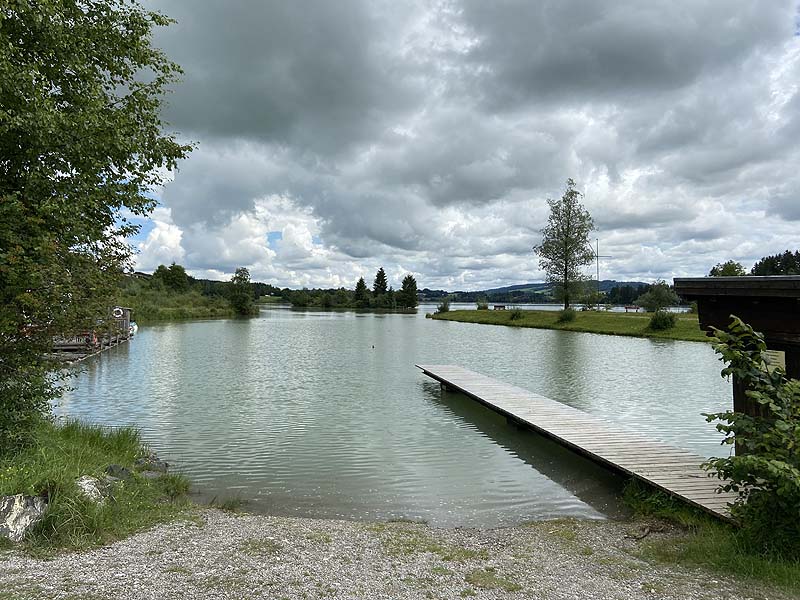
[{"left": 57, "top": 305, "right": 731, "bottom": 527}]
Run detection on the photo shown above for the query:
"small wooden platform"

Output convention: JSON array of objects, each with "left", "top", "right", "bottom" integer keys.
[{"left": 417, "top": 364, "right": 736, "bottom": 521}]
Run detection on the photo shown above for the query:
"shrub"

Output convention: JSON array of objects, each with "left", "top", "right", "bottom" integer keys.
[
  {"left": 703, "top": 317, "right": 800, "bottom": 558},
  {"left": 435, "top": 298, "right": 450, "bottom": 314},
  {"left": 509, "top": 309, "right": 524, "bottom": 321},
  {"left": 556, "top": 308, "right": 576, "bottom": 323},
  {"left": 648, "top": 309, "right": 677, "bottom": 330},
  {"left": 476, "top": 300, "right": 489, "bottom": 310},
  {"left": 635, "top": 280, "right": 679, "bottom": 312}
]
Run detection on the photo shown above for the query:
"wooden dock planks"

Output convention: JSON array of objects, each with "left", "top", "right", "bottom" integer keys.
[{"left": 416, "top": 364, "right": 737, "bottom": 520}]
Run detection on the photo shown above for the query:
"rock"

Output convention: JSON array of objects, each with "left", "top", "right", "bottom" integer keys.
[
  {"left": 105, "top": 464, "right": 133, "bottom": 480},
  {"left": 134, "top": 454, "right": 169, "bottom": 474},
  {"left": 0, "top": 494, "right": 47, "bottom": 543},
  {"left": 76, "top": 475, "right": 107, "bottom": 504},
  {"left": 139, "top": 470, "right": 165, "bottom": 480}
]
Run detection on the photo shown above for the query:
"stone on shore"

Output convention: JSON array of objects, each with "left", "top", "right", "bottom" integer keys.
[{"left": 0, "top": 494, "right": 47, "bottom": 543}]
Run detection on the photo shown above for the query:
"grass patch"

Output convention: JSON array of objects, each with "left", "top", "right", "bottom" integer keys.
[
  {"left": 432, "top": 309, "right": 708, "bottom": 342},
  {"left": 0, "top": 419, "right": 190, "bottom": 554},
  {"left": 240, "top": 538, "right": 282, "bottom": 556},
  {"left": 208, "top": 495, "right": 248, "bottom": 512},
  {"left": 376, "top": 524, "right": 488, "bottom": 562},
  {"left": 464, "top": 567, "right": 522, "bottom": 592},
  {"left": 622, "top": 480, "right": 800, "bottom": 594}
]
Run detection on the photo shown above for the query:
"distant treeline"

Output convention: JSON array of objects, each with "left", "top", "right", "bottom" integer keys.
[
  {"left": 121, "top": 263, "right": 269, "bottom": 320},
  {"left": 284, "top": 268, "right": 419, "bottom": 310},
  {"left": 751, "top": 250, "right": 800, "bottom": 275}
]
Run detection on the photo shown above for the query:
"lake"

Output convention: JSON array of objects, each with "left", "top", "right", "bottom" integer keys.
[{"left": 57, "top": 305, "right": 731, "bottom": 527}]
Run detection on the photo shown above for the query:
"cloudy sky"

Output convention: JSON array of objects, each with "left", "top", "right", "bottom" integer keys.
[{"left": 132, "top": 1, "right": 800, "bottom": 290}]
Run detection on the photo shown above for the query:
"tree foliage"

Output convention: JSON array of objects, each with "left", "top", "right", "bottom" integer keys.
[
  {"left": 704, "top": 317, "right": 800, "bottom": 557},
  {"left": 635, "top": 280, "right": 679, "bottom": 312},
  {"left": 229, "top": 267, "right": 256, "bottom": 316},
  {"left": 354, "top": 277, "right": 369, "bottom": 308},
  {"left": 533, "top": 179, "right": 594, "bottom": 309},
  {"left": 398, "top": 274, "right": 418, "bottom": 308},
  {"left": 709, "top": 260, "right": 746, "bottom": 277},
  {"left": 372, "top": 267, "right": 388, "bottom": 296},
  {"left": 750, "top": 250, "right": 800, "bottom": 276},
  {"left": 152, "top": 263, "right": 190, "bottom": 292},
  {"left": 0, "top": 0, "right": 190, "bottom": 452}
]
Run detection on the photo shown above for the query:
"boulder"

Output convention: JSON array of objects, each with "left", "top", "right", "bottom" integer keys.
[
  {"left": 105, "top": 464, "right": 133, "bottom": 480},
  {"left": 75, "top": 475, "right": 107, "bottom": 504},
  {"left": 134, "top": 454, "right": 168, "bottom": 474},
  {"left": 0, "top": 495, "right": 47, "bottom": 543}
]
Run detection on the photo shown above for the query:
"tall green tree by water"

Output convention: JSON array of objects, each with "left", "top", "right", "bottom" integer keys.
[
  {"left": 0, "top": 0, "right": 190, "bottom": 451},
  {"left": 533, "top": 179, "right": 595, "bottom": 309},
  {"left": 230, "top": 267, "right": 256, "bottom": 316},
  {"left": 398, "top": 274, "right": 419, "bottom": 308}
]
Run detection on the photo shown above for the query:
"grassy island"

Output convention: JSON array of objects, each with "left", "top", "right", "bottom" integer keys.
[{"left": 432, "top": 309, "right": 709, "bottom": 342}]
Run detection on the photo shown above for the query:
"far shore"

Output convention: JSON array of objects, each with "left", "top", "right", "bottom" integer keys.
[{"left": 431, "top": 309, "right": 710, "bottom": 343}]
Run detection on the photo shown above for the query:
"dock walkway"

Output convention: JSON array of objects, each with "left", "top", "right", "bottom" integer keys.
[{"left": 416, "top": 364, "right": 736, "bottom": 520}]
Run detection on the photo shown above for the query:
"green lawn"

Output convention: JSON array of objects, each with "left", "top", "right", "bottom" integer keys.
[{"left": 431, "top": 309, "right": 710, "bottom": 342}]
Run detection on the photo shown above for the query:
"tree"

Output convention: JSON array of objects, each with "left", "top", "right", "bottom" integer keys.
[
  {"left": 152, "top": 263, "right": 190, "bottom": 291},
  {"left": 533, "top": 179, "right": 595, "bottom": 309},
  {"left": 398, "top": 274, "right": 419, "bottom": 308},
  {"left": 354, "top": 277, "right": 369, "bottom": 308},
  {"left": 373, "top": 267, "right": 388, "bottom": 296},
  {"left": 751, "top": 250, "right": 800, "bottom": 275},
  {"left": 0, "top": 1, "right": 190, "bottom": 452},
  {"left": 709, "top": 260, "right": 746, "bottom": 277},
  {"left": 635, "top": 280, "right": 679, "bottom": 312},
  {"left": 229, "top": 267, "right": 255, "bottom": 315}
]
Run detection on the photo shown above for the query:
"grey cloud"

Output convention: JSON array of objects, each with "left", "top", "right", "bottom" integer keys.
[
  {"left": 146, "top": 0, "right": 800, "bottom": 288},
  {"left": 456, "top": 1, "right": 790, "bottom": 109}
]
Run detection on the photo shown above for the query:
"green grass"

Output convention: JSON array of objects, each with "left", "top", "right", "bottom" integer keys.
[
  {"left": 0, "top": 420, "right": 191, "bottom": 554},
  {"left": 117, "top": 278, "right": 235, "bottom": 323},
  {"left": 464, "top": 567, "right": 522, "bottom": 592},
  {"left": 622, "top": 480, "right": 800, "bottom": 593},
  {"left": 432, "top": 309, "right": 708, "bottom": 342}
]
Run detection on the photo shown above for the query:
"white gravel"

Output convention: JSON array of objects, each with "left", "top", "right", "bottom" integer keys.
[{"left": 0, "top": 510, "right": 791, "bottom": 599}]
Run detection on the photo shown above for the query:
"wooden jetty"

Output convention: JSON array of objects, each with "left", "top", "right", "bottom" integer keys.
[
  {"left": 416, "top": 364, "right": 737, "bottom": 520},
  {"left": 49, "top": 306, "right": 134, "bottom": 363}
]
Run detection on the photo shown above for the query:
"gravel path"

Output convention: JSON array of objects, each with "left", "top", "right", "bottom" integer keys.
[{"left": 0, "top": 510, "right": 791, "bottom": 599}]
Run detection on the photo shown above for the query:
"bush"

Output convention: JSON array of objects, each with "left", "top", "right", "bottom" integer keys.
[
  {"left": 648, "top": 309, "right": 677, "bottom": 330},
  {"left": 435, "top": 298, "right": 450, "bottom": 314},
  {"left": 636, "top": 280, "right": 680, "bottom": 312},
  {"left": 703, "top": 317, "right": 800, "bottom": 558},
  {"left": 556, "top": 308, "right": 576, "bottom": 323},
  {"left": 509, "top": 308, "right": 524, "bottom": 321},
  {"left": 476, "top": 300, "right": 489, "bottom": 310}
]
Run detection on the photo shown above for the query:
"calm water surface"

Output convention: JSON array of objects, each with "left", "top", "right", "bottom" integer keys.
[{"left": 58, "top": 305, "right": 731, "bottom": 527}]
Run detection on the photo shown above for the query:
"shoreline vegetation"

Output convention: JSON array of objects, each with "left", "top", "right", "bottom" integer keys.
[
  {"left": 431, "top": 309, "right": 709, "bottom": 342},
  {"left": 0, "top": 420, "right": 190, "bottom": 554}
]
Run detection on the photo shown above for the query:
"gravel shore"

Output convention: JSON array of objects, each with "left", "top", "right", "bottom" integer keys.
[{"left": 0, "top": 510, "right": 791, "bottom": 599}]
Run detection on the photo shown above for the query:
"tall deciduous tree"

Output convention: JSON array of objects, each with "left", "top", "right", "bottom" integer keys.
[
  {"left": 709, "top": 260, "right": 746, "bottom": 277},
  {"left": 229, "top": 267, "right": 255, "bottom": 315},
  {"left": 398, "top": 274, "right": 418, "bottom": 308},
  {"left": 0, "top": 1, "right": 191, "bottom": 451},
  {"left": 533, "top": 179, "right": 595, "bottom": 309}
]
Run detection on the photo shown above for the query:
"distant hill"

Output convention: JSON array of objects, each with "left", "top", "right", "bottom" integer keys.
[
  {"left": 418, "top": 280, "right": 650, "bottom": 304},
  {"left": 484, "top": 280, "right": 648, "bottom": 295}
]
